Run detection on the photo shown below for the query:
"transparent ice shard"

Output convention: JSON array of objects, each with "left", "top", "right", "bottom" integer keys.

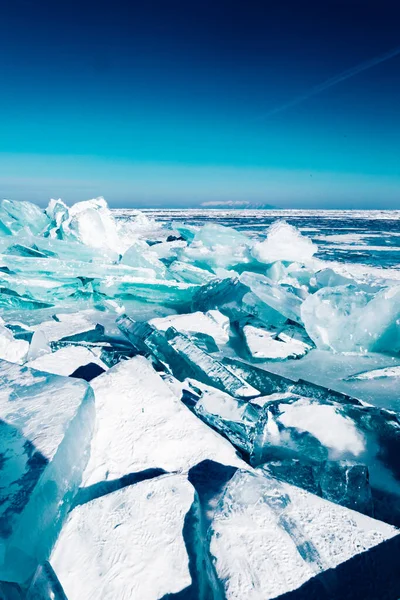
[
  {"left": 301, "top": 284, "right": 400, "bottom": 353},
  {"left": 26, "top": 562, "right": 67, "bottom": 600},
  {"left": 168, "top": 261, "right": 216, "bottom": 284},
  {"left": 97, "top": 276, "right": 197, "bottom": 308},
  {"left": 210, "top": 468, "right": 400, "bottom": 600},
  {"left": 164, "top": 329, "right": 259, "bottom": 397},
  {"left": 251, "top": 220, "right": 317, "bottom": 264},
  {"left": 0, "top": 361, "right": 94, "bottom": 583},
  {"left": 188, "top": 382, "right": 260, "bottom": 454},
  {"left": 262, "top": 458, "right": 374, "bottom": 516},
  {"left": 191, "top": 277, "right": 249, "bottom": 319},
  {"left": 50, "top": 475, "right": 196, "bottom": 600},
  {"left": 118, "top": 315, "right": 258, "bottom": 398},
  {"left": 240, "top": 271, "right": 304, "bottom": 324},
  {"left": 82, "top": 356, "right": 243, "bottom": 487},
  {"left": 180, "top": 223, "right": 252, "bottom": 270},
  {"left": 171, "top": 220, "right": 199, "bottom": 242},
  {"left": 120, "top": 239, "right": 167, "bottom": 278},
  {"left": 0, "top": 200, "right": 50, "bottom": 237}
]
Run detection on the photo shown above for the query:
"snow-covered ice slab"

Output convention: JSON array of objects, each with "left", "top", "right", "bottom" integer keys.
[
  {"left": 0, "top": 361, "right": 95, "bottom": 584},
  {"left": 26, "top": 346, "right": 107, "bottom": 377},
  {"left": 210, "top": 469, "right": 400, "bottom": 600},
  {"left": 243, "top": 324, "right": 310, "bottom": 360},
  {"left": 150, "top": 309, "right": 230, "bottom": 346},
  {"left": 51, "top": 475, "right": 196, "bottom": 600},
  {"left": 82, "top": 356, "right": 244, "bottom": 488}
]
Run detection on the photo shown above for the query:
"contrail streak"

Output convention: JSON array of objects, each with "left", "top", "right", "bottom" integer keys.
[{"left": 255, "top": 44, "right": 400, "bottom": 120}]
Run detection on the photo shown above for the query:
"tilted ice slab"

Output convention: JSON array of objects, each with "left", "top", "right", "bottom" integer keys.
[
  {"left": 210, "top": 469, "right": 400, "bottom": 600},
  {"left": 51, "top": 475, "right": 196, "bottom": 600},
  {"left": 26, "top": 346, "right": 107, "bottom": 377},
  {"left": 82, "top": 356, "right": 244, "bottom": 488},
  {"left": 0, "top": 361, "right": 95, "bottom": 584},
  {"left": 150, "top": 309, "right": 230, "bottom": 346}
]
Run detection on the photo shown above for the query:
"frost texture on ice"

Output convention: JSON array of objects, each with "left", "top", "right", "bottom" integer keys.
[
  {"left": 0, "top": 361, "right": 94, "bottom": 583},
  {"left": 51, "top": 475, "right": 195, "bottom": 600},
  {"left": 82, "top": 356, "right": 244, "bottom": 488},
  {"left": 210, "top": 468, "right": 400, "bottom": 600}
]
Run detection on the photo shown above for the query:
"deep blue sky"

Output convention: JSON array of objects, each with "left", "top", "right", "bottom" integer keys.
[{"left": 1, "top": 0, "right": 399, "bottom": 208}]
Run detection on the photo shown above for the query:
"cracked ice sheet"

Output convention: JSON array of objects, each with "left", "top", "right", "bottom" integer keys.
[
  {"left": 82, "top": 356, "right": 244, "bottom": 487},
  {"left": 51, "top": 474, "right": 194, "bottom": 600},
  {"left": 210, "top": 469, "right": 400, "bottom": 600}
]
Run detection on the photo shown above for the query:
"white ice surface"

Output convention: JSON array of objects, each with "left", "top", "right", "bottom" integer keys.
[
  {"left": 51, "top": 474, "right": 194, "bottom": 600},
  {"left": 210, "top": 469, "right": 399, "bottom": 600},
  {"left": 252, "top": 220, "right": 317, "bottom": 264},
  {"left": 26, "top": 346, "right": 107, "bottom": 376},
  {"left": 150, "top": 309, "right": 230, "bottom": 345},
  {"left": 30, "top": 313, "right": 99, "bottom": 342},
  {"left": 243, "top": 325, "right": 309, "bottom": 360},
  {"left": 82, "top": 356, "right": 244, "bottom": 487}
]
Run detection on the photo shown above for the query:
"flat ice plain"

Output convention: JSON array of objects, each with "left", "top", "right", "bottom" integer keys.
[{"left": 0, "top": 198, "right": 399, "bottom": 599}]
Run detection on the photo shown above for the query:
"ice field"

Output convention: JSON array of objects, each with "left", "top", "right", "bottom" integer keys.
[{"left": 0, "top": 198, "right": 399, "bottom": 599}]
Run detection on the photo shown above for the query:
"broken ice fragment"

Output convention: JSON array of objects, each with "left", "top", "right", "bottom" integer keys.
[
  {"left": 251, "top": 220, "right": 317, "bottom": 264},
  {"left": 347, "top": 365, "right": 400, "bottom": 380},
  {"left": 118, "top": 315, "right": 258, "bottom": 398},
  {"left": 0, "top": 361, "right": 95, "bottom": 584},
  {"left": 301, "top": 283, "right": 400, "bottom": 353},
  {"left": 262, "top": 458, "right": 374, "bottom": 517},
  {"left": 210, "top": 468, "right": 400, "bottom": 600},
  {"left": 50, "top": 475, "right": 197, "bottom": 600},
  {"left": 26, "top": 346, "right": 107, "bottom": 377},
  {"left": 0, "top": 319, "right": 29, "bottom": 363},
  {"left": 0, "top": 199, "right": 50, "bottom": 236},
  {"left": 150, "top": 309, "right": 230, "bottom": 346},
  {"left": 240, "top": 271, "right": 304, "bottom": 324},
  {"left": 243, "top": 324, "right": 310, "bottom": 360},
  {"left": 120, "top": 239, "right": 167, "bottom": 278},
  {"left": 251, "top": 392, "right": 400, "bottom": 524},
  {"left": 168, "top": 260, "right": 215, "bottom": 284},
  {"left": 82, "top": 356, "right": 244, "bottom": 488}
]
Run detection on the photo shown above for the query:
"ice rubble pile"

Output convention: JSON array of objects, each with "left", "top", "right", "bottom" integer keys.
[{"left": 0, "top": 197, "right": 400, "bottom": 599}]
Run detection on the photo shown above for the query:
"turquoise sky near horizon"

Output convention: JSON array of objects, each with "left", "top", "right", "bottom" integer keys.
[{"left": 1, "top": 0, "right": 399, "bottom": 208}]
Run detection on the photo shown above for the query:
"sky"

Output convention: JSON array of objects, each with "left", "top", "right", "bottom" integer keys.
[{"left": 0, "top": 0, "right": 399, "bottom": 208}]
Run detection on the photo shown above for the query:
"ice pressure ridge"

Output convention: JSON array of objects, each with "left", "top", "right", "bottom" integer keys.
[{"left": 0, "top": 197, "right": 400, "bottom": 599}]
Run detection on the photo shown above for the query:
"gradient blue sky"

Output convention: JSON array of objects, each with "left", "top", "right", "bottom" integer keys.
[{"left": 1, "top": 0, "right": 399, "bottom": 208}]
